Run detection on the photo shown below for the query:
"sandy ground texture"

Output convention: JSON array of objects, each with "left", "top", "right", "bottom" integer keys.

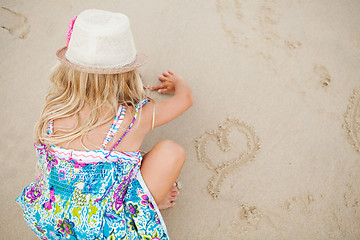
[{"left": 1, "top": 0, "right": 360, "bottom": 239}]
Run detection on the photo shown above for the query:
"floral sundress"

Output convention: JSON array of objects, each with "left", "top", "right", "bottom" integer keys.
[{"left": 15, "top": 98, "right": 169, "bottom": 239}]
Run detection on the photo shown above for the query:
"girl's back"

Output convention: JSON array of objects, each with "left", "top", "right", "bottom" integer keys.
[{"left": 54, "top": 102, "right": 154, "bottom": 152}]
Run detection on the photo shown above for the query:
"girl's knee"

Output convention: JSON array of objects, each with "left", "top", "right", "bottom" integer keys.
[{"left": 156, "top": 140, "right": 186, "bottom": 164}]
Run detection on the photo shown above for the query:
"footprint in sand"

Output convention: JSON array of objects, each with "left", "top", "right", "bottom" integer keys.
[
  {"left": 0, "top": 6, "right": 30, "bottom": 39},
  {"left": 284, "top": 40, "right": 302, "bottom": 50},
  {"left": 195, "top": 118, "right": 260, "bottom": 199},
  {"left": 226, "top": 203, "right": 285, "bottom": 238},
  {"left": 343, "top": 183, "right": 360, "bottom": 213},
  {"left": 236, "top": 204, "right": 262, "bottom": 226},
  {"left": 287, "top": 64, "right": 332, "bottom": 94},
  {"left": 281, "top": 193, "right": 317, "bottom": 216},
  {"left": 344, "top": 86, "right": 360, "bottom": 154},
  {"left": 313, "top": 64, "right": 331, "bottom": 88}
]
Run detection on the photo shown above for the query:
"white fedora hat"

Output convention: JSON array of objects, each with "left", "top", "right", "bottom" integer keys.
[{"left": 56, "top": 9, "right": 148, "bottom": 74}]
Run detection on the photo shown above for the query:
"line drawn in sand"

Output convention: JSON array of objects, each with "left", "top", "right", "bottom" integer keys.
[
  {"left": 215, "top": 0, "right": 249, "bottom": 47},
  {"left": 0, "top": 6, "right": 30, "bottom": 39},
  {"left": 195, "top": 118, "right": 260, "bottom": 199},
  {"left": 216, "top": 0, "right": 303, "bottom": 77},
  {"left": 344, "top": 86, "right": 360, "bottom": 154},
  {"left": 216, "top": 0, "right": 284, "bottom": 48},
  {"left": 258, "top": 0, "right": 282, "bottom": 45}
]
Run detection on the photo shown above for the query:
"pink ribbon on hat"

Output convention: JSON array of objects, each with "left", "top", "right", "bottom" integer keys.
[{"left": 66, "top": 16, "right": 77, "bottom": 47}]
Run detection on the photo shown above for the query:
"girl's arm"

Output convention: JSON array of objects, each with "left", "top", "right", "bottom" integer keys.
[{"left": 147, "top": 70, "right": 193, "bottom": 128}]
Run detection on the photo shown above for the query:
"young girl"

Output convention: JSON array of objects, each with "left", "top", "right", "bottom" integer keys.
[{"left": 15, "top": 9, "right": 192, "bottom": 239}]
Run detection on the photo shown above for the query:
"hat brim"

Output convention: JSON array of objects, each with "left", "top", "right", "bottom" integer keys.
[{"left": 56, "top": 46, "right": 148, "bottom": 74}]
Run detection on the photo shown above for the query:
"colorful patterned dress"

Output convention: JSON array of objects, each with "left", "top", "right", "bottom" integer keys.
[{"left": 15, "top": 98, "right": 169, "bottom": 239}]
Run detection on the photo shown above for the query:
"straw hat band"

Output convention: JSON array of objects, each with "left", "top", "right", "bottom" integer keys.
[{"left": 65, "top": 53, "right": 136, "bottom": 69}]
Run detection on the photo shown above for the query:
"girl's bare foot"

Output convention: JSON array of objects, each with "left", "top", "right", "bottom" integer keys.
[{"left": 158, "top": 183, "right": 179, "bottom": 210}]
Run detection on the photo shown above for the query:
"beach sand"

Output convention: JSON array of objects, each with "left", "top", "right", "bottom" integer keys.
[{"left": 1, "top": 0, "right": 360, "bottom": 239}]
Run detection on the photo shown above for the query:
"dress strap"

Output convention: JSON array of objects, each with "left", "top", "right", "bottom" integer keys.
[
  {"left": 150, "top": 98, "right": 156, "bottom": 131},
  {"left": 46, "top": 119, "right": 54, "bottom": 136},
  {"left": 46, "top": 110, "right": 57, "bottom": 136},
  {"left": 105, "top": 98, "right": 150, "bottom": 158},
  {"left": 101, "top": 105, "right": 127, "bottom": 150}
]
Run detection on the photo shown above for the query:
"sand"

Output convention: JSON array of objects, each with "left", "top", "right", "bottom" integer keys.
[{"left": 1, "top": 0, "right": 360, "bottom": 239}]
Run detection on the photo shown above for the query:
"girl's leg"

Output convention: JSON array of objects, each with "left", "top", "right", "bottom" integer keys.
[{"left": 140, "top": 140, "right": 185, "bottom": 205}]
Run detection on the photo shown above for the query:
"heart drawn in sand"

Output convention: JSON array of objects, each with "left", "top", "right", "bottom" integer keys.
[{"left": 195, "top": 118, "right": 260, "bottom": 199}]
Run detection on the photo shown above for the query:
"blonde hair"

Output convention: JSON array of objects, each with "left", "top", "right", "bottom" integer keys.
[{"left": 34, "top": 62, "right": 147, "bottom": 148}]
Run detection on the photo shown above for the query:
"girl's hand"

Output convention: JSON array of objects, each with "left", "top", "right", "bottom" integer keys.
[
  {"left": 145, "top": 70, "right": 185, "bottom": 94},
  {"left": 142, "top": 70, "right": 192, "bottom": 128}
]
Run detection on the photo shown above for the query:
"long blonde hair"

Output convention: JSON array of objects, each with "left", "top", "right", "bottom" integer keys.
[{"left": 34, "top": 62, "right": 147, "bottom": 147}]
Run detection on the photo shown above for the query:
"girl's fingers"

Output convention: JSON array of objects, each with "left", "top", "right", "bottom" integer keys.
[
  {"left": 158, "top": 75, "right": 167, "bottom": 82},
  {"left": 158, "top": 88, "right": 170, "bottom": 94},
  {"left": 163, "top": 71, "right": 170, "bottom": 77},
  {"left": 151, "top": 83, "right": 167, "bottom": 91},
  {"left": 168, "top": 70, "right": 174, "bottom": 75}
]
